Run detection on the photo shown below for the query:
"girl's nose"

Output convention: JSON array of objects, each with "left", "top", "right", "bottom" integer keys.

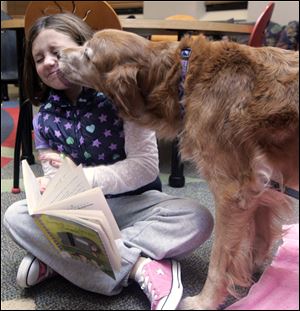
[{"left": 44, "top": 55, "right": 57, "bottom": 66}]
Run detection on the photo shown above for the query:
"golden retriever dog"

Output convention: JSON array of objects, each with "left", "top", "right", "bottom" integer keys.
[{"left": 58, "top": 29, "right": 299, "bottom": 309}]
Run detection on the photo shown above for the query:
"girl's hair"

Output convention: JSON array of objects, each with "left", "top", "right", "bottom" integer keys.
[{"left": 24, "top": 13, "right": 93, "bottom": 106}]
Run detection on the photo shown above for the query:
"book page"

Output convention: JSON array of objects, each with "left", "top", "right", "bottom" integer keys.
[
  {"left": 21, "top": 160, "right": 42, "bottom": 215},
  {"left": 40, "top": 157, "right": 91, "bottom": 207},
  {"left": 40, "top": 187, "right": 121, "bottom": 240},
  {"left": 33, "top": 214, "right": 120, "bottom": 279}
]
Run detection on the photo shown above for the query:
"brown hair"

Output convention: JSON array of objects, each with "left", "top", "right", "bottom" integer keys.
[{"left": 24, "top": 13, "right": 93, "bottom": 106}]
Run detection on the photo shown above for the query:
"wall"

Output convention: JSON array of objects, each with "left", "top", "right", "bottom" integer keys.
[
  {"left": 144, "top": 1, "right": 206, "bottom": 19},
  {"left": 247, "top": 1, "right": 299, "bottom": 24},
  {"left": 1, "top": 1, "right": 8, "bottom": 12},
  {"left": 144, "top": 1, "right": 299, "bottom": 25},
  {"left": 2, "top": 1, "right": 299, "bottom": 25}
]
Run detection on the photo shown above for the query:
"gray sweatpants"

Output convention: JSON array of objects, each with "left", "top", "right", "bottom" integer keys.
[{"left": 3, "top": 190, "right": 213, "bottom": 296}]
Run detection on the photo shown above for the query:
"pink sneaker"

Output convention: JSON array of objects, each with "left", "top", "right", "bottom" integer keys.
[
  {"left": 137, "top": 259, "right": 183, "bottom": 310},
  {"left": 16, "top": 253, "right": 56, "bottom": 288}
]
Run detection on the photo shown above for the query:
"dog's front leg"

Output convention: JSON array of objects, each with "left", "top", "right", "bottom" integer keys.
[
  {"left": 179, "top": 238, "right": 229, "bottom": 310},
  {"left": 179, "top": 189, "right": 256, "bottom": 310},
  {"left": 179, "top": 217, "right": 231, "bottom": 310}
]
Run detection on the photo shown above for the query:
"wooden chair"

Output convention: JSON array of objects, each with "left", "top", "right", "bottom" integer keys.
[
  {"left": 12, "top": 1, "right": 122, "bottom": 193},
  {"left": 24, "top": 1, "right": 122, "bottom": 37},
  {"left": 248, "top": 1, "right": 275, "bottom": 47}
]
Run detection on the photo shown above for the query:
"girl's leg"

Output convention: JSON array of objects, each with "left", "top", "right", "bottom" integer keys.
[
  {"left": 109, "top": 190, "right": 214, "bottom": 260},
  {"left": 4, "top": 191, "right": 213, "bottom": 295},
  {"left": 3, "top": 200, "right": 140, "bottom": 295}
]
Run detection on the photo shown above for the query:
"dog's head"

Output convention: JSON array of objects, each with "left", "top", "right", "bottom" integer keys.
[{"left": 58, "top": 29, "right": 150, "bottom": 118}]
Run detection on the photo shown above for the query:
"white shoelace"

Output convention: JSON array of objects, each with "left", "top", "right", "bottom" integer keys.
[{"left": 138, "top": 274, "right": 159, "bottom": 303}]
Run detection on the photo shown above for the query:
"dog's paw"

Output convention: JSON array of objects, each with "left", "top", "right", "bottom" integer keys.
[
  {"left": 178, "top": 296, "right": 201, "bottom": 310},
  {"left": 178, "top": 295, "right": 217, "bottom": 310}
]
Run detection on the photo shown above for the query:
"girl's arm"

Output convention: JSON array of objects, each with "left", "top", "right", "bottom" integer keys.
[
  {"left": 83, "top": 120, "right": 159, "bottom": 195},
  {"left": 34, "top": 113, "right": 159, "bottom": 195},
  {"left": 33, "top": 114, "right": 61, "bottom": 191}
]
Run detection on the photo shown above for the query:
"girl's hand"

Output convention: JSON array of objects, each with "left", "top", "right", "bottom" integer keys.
[
  {"left": 38, "top": 152, "right": 66, "bottom": 168},
  {"left": 36, "top": 176, "right": 51, "bottom": 193}
]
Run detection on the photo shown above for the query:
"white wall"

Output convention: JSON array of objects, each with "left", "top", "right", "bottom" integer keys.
[
  {"left": 143, "top": 1, "right": 206, "bottom": 19},
  {"left": 143, "top": 1, "right": 299, "bottom": 25},
  {"left": 247, "top": 1, "right": 299, "bottom": 24},
  {"left": 1, "top": 1, "right": 8, "bottom": 12}
]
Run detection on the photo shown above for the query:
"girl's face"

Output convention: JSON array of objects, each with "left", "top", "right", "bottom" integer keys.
[{"left": 32, "top": 29, "right": 78, "bottom": 90}]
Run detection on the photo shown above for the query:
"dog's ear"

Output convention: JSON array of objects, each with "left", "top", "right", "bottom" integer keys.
[{"left": 105, "top": 64, "right": 145, "bottom": 119}]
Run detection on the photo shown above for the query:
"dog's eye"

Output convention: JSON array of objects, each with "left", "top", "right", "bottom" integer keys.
[
  {"left": 83, "top": 47, "right": 93, "bottom": 61},
  {"left": 84, "top": 49, "right": 90, "bottom": 61}
]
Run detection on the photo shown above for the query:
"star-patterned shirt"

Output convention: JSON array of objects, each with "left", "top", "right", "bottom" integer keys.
[
  {"left": 34, "top": 88, "right": 126, "bottom": 167},
  {"left": 33, "top": 88, "right": 162, "bottom": 196}
]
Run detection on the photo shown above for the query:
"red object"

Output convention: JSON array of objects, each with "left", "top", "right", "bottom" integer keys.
[
  {"left": 248, "top": 2, "right": 275, "bottom": 47},
  {"left": 11, "top": 187, "right": 21, "bottom": 194},
  {"left": 1, "top": 157, "right": 12, "bottom": 168}
]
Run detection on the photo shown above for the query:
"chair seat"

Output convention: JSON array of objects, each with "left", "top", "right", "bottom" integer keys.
[{"left": 1, "top": 71, "right": 19, "bottom": 82}]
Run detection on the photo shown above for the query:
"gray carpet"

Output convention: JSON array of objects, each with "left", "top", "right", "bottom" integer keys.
[{"left": 1, "top": 147, "right": 299, "bottom": 310}]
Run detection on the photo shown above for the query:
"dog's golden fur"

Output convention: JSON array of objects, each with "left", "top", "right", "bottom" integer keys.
[{"left": 59, "top": 29, "right": 299, "bottom": 309}]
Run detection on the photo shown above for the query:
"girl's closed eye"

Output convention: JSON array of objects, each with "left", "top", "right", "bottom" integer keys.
[{"left": 34, "top": 55, "right": 44, "bottom": 64}]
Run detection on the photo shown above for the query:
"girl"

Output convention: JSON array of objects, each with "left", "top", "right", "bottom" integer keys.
[{"left": 3, "top": 13, "right": 213, "bottom": 310}]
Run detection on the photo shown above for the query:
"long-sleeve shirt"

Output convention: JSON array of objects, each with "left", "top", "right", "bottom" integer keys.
[{"left": 33, "top": 88, "right": 161, "bottom": 196}]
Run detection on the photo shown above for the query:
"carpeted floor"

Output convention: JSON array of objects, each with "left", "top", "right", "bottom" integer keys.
[{"left": 1, "top": 99, "right": 299, "bottom": 310}]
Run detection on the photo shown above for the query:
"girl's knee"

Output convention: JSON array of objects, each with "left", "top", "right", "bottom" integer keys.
[
  {"left": 3, "top": 200, "right": 28, "bottom": 228},
  {"left": 197, "top": 206, "right": 214, "bottom": 242},
  {"left": 186, "top": 200, "right": 214, "bottom": 243}
]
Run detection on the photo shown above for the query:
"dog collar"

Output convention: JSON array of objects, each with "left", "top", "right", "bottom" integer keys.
[
  {"left": 270, "top": 180, "right": 299, "bottom": 200},
  {"left": 178, "top": 48, "right": 192, "bottom": 119}
]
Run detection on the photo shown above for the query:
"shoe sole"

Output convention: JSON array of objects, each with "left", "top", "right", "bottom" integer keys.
[
  {"left": 16, "top": 255, "right": 36, "bottom": 288},
  {"left": 158, "top": 260, "right": 183, "bottom": 310}
]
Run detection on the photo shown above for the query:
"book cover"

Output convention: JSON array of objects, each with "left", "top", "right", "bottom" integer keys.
[{"left": 21, "top": 158, "right": 121, "bottom": 279}]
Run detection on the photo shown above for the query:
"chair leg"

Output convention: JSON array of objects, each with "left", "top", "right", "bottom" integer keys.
[
  {"left": 12, "top": 104, "right": 23, "bottom": 193},
  {"left": 12, "top": 102, "right": 35, "bottom": 194},
  {"left": 168, "top": 138, "right": 185, "bottom": 187},
  {"left": 1, "top": 83, "right": 9, "bottom": 101},
  {"left": 21, "top": 102, "right": 35, "bottom": 164}
]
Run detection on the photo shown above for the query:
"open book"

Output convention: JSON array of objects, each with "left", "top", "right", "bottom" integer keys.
[{"left": 22, "top": 158, "right": 121, "bottom": 279}]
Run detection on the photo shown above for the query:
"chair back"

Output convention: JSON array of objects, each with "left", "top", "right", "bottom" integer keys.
[
  {"left": 248, "top": 2, "right": 275, "bottom": 47},
  {"left": 24, "top": 1, "right": 122, "bottom": 38}
]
